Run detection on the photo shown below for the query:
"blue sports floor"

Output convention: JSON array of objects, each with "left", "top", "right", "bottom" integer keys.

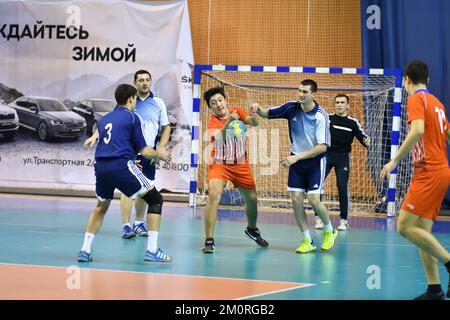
[{"left": 0, "top": 193, "right": 449, "bottom": 300}]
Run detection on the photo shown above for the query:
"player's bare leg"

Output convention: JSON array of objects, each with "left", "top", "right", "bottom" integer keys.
[
  {"left": 400, "top": 212, "right": 449, "bottom": 299},
  {"left": 202, "top": 178, "right": 226, "bottom": 253},
  {"left": 291, "top": 191, "right": 316, "bottom": 253},
  {"left": 308, "top": 194, "right": 331, "bottom": 226},
  {"left": 290, "top": 191, "right": 308, "bottom": 231},
  {"left": 119, "top": 194, "right": 136, "bottom": 239},
  {"left": 134, "top": 197, "right": 147, "bottom": 223},
  {"left": 79, "top": 200, "right": 111, "bottom": 261},
  {"left": 238, "top": 188, "right": 257, "bottom": 228},
  {"left": 120, "top": 193, "right": 133, "bottom": 224},
  {"left": 86, "top": 200, "right": 111, "bottom": 234},
  {"left": 397, "top": 211, "right": 450, "bottom": 263}
]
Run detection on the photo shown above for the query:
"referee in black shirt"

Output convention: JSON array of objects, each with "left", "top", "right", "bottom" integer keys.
[{"left": 315, "top": 94, "right": 370, "bottom": 231}]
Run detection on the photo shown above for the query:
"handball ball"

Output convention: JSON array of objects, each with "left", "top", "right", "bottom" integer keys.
[{"left": 227, "top": 120, "right": 247, "bottom": 139}]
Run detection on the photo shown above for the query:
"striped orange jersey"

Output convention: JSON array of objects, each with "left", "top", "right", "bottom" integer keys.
[
  {"left": 407, "top": 89, "right": 449, "bottom": 170},
  {"left": 207, "top": 107, "right": 248, "bottom": 163}
]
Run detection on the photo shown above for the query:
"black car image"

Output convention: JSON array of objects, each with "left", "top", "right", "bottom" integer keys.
[
  {"left": 72, "top": 99, "right": 115, "bottom": 135},
  {"left": 0, "top": 102, "right": 19, "bottom": 141},
  {"left": 9, "top": 96, "right": 87, "bottom": 141}
]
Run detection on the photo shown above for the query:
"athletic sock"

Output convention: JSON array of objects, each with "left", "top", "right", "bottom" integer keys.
[
  {"left": 444, "top": 260, "right": 450, "bottom": 273},
  {"left": 303, "top": 230, "right": 312, "bottom": 242},
  {"left": 123, "top": 223, "right": 131, "bottom": 228},
  {"left": 81, "top": 232, "right": 95, "bottom": 253},
  {"left": 427, "top": 284, "right": 443, "bottom": 294},
  {"left": 324, "top": 223, "right": 333, "bottom": 232},
  {"left": 134, "top": 220, "right": 143, "bottom": 225},
  {"left": 146, "top": 231, "right": 158, "bottom": 253}
]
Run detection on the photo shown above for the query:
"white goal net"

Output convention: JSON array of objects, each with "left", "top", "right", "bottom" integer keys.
[{"left": 192, "top": 66, "right": 410, "bottom": 215}]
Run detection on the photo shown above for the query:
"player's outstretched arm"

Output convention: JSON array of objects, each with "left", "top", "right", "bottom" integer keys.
[
  {"left": 83, "top": 129, "right": 99, "bottom": 149},
  {"left": 251, "top": 103, "right": 269, "bottom": 118}
]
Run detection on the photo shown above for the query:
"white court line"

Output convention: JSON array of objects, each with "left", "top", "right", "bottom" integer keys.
[
  {"left": 0, "top": 222, "right": 65, "bottom": 228},
  {"left": 236, "top": 283, "right": 315, "bottom": 300},
  {"left": 25, "top": 230, "right": 80, "bottom": 236},
  {"left": 0, "top": 262, "right": 309, "bottom": 287}
]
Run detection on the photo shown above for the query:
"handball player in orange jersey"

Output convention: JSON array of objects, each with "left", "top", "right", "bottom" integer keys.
[
  {"left": 201, "top": 86, "right": 269, "bottom": 253},
  {"left": 381, "top": 60, "right": 450, "bottom": 300}
]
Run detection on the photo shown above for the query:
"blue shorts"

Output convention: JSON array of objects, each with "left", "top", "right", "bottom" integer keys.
[
  {"left": 94, "top": 158, "right": 154, "bottom": 201},
  {"left": 287, "top": 156, "right": 326, "bottom": 194},
  {"left": 136, "top": 154, "right": 156, "bottom": 181}
]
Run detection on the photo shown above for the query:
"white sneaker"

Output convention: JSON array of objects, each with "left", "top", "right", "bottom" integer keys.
[
  {"left": 314, "top": 216, "right": 324, "bottom": 229},
  {"left": 337, "top": 219, "right": 349, "bottom": 231}
]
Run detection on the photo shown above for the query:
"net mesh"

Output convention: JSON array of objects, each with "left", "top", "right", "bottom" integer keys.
[{"left": 196, "top": 69, "right": 411, "bottom": 214}]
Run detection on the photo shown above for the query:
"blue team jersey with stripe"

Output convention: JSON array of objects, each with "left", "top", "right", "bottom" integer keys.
[
  {"left": 268, "top": 101, "right": 330, "bottom": 155},
  {"left": 135, "top": 93, "right": 169, "bottom": 148},
  {"left": 95, "top": 105, "right": 147, "bottom": 160}
]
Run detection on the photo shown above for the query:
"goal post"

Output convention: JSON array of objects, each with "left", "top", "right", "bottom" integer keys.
[{"left": 189, "top": 64, "right": 407, "bottom": 217}]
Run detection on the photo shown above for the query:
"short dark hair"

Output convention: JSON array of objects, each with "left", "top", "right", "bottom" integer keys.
[
  {"left": 404, "top": 60, "right": 428, "bottom": 85},
  {"left": 335, "top": 94, "right": 350, "bottom": 104},
  {"left": 204, "top": 86, "right": 226, "bottom": 107},
  {"left": 300, "top": 79, "right": 318, "bottom": 93},
  {"left": 115, "top": 84, "right": 137, "bottom": 106},
  {"left": 134, "top": 69, "right": 152, "bottom": 82}
]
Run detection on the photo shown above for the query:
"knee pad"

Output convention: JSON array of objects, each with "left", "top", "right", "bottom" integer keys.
[{"left": 142, "top": 187, "right": 163, "bottom": 215}]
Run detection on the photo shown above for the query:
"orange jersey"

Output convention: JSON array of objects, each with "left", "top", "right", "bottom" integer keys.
[
  {"left": 207, "top": 107, "right": 249, "bottom": 163},
  {"left": 407, "top": 89, "right": 449, "bottom": 170}
]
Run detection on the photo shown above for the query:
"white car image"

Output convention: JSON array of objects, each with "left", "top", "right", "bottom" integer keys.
[{"left": 0, "top": 102, "right": 19, "bottom": 141}]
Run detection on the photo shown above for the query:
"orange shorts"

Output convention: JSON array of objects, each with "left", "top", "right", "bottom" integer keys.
[
  {"left": 207, "top": 163, "right": 256, "bottom": 190},
  {"left": 400, "top": 167, "right": 450, "bottom": 220}
]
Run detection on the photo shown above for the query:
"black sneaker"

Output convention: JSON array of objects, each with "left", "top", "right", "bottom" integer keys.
[
  {"left": 202, "top": 238, "right": 215, "bottom": 253},
  {"left": 244, "top": 227, "right": 269, "bottom": 247},
  {"left": 413, "top": 290, "right": 445, "bottom": 300}
]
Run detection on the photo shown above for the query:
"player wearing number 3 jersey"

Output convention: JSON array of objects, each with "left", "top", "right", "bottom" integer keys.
[
  {"left": 380, "top": 60, "right": 450, "bottom": 300},
  {"left": 78, "top": 84, "right": 172, "bottom": 263}
]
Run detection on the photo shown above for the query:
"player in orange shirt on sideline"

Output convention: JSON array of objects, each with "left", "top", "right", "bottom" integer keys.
[
  {"left": 201, "top": 86, "right": 269, "bottom": 253},
  {"left": 381, "top": 60, "right": 450, "bottom": 300}
]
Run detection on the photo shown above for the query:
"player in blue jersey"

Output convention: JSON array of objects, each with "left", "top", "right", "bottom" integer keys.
[
  {"left": 252, "top": 79, "right": 338, "bottom": 253},
  {"left": 84, "top": 70, "right": 171, "bottom": 258},
  {"left": 78, "top": 84, "right": 172, "bottom": 263}
]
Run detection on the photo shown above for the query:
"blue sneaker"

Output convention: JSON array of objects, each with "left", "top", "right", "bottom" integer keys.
[
  {"left": 78, "top": 250, "right": 92, "bottom": 262},
  {"left": 121, "top": 225, "right": 136, "bottom": 239},
  {"left": 133, "top": 222, "right": 148, "bottom": 237},
  {"left": 144, "top": 248, "right": 172, "bottom": 262}
]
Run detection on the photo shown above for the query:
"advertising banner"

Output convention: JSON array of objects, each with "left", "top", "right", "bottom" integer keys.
[{"left": 0, "top": 0, "right": 193, "bottom": 193}]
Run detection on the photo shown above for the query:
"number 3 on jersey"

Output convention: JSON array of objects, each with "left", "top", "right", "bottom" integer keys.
[
  {"left": 435, "top": 107, "right": 447, "bottom": 134},
  {"left": 103, "top": 123, "right": 112, "bottom": 144}
]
